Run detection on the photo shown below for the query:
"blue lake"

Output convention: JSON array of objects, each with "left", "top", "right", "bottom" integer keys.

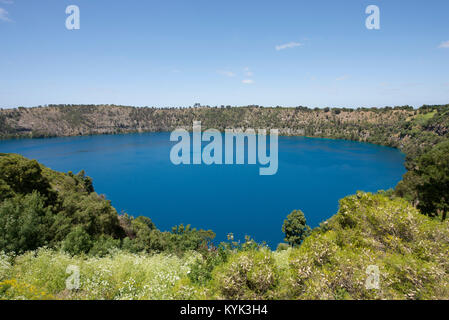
[{"left": 0, "top": 133, "right": 406, "bottom": 248}]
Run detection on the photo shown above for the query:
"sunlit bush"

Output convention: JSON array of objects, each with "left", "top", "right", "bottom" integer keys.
[
  {"left": 287, "top": 192, "right": 449, "bottom": 299},
  {"left": 209, "top": 249, "right": 280, "bottom": 299},
  {"left": 1, "top": 193, "right": 448, "bottom": 300}
]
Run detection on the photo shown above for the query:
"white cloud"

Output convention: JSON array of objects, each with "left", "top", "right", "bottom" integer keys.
[
  {"left": 242, "top": 79, "right": 254, "bottom": 84},
  {"left": 438, "top": 40, "right": 449, "bottom": 48},
  {"left": 0, "top": 8, "right": 11, "bottom": 22},
  {"left": 275, "top": 42, "right": 302, "bottom": 51},
  {"left": 217, "top": 70, "right": 236, "bottom": 77},
  {"left": 336, "top": 75, "right": 350, "bottom": 81},
  {"left": 244, "top": 67, "right": 253, "bottom": 77},
  {"left": 0, "top": 1, "right": 14, "bottom": 4}
]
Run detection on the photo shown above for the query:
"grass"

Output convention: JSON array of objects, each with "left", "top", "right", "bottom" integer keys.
[{"left": 1, "top": 192, "right": 448, "bottom": 300}]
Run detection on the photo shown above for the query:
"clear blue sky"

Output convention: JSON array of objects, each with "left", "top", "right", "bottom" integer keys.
[{"left": 1, "top": 0, "right": 448, "bottom": 108}]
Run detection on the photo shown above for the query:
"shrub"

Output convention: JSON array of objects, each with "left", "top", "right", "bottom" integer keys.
[
  {"left": 210, "top": 249, "right": 280, "bottom": 299},
  {"left": 62, "top": 226, "right": 92, "bottom": 255},
  {"left": 89, "top": 236, "right": 120, "bottom": 257},
  {"left": 276, "top": 243, "right": 289, "bottom": 251},
  {"left": 282, "top": 210, "right": 311, "bottom": 247},
  {"left": 187, "top": 248, "right": 228, "bottom": 285},
  {"left": 0, "top": 192, "right": 52, "bottom": 254},
  {"left": 287, "top": 192, "right": 449, "bottom": 299},
  {"left": 0, "top": 154, "right": 54, "bottom": 203}
]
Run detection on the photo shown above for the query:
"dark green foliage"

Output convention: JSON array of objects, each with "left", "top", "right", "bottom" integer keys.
[
  {"left": 397, "top": 141, "right": 449, "bottom": 219},
  {"left": 55, "top": 192, "right": 124, "bottom": 241},
  {"left": 0, "top": 154, "right": 56, "bottom": 204},
  {"left": 119, "top": 222, "right": 215, "bottom": 255},
  {"left": 0, "top": 178, "right": 13, "bottom": 202},
  {"left": 168, "top": 224, "right": 216, "bottom": 254},
  {"left": 0, "top": 154, "right": 124, "bottom": 254},
  {"left": 62, "top": 226, "right": 92, "bottom": 255},
  {"left": 0, "top": 192, "right": 52, "bottom": 254},
  {"left": 72, "top": 170, "right": 94, "bottom": 193},
  {"left": 282, "top": 210, "right": 311, "bottom": 247},
  {"left": 134, "top": 216, "right": 156, "bottom": 232},
  {"left": 415, "top": 141, "right": 449, "bottom": 219},
  {"left": 89, "top": 235, "right": 121, "bottom": 257},
  {"left": 188, "top": 247, "right": 228, "bottom": 285},
  {"left": 118, "top": 214, "right": 162, "bottom": 253},
  {"left": 0, "top": 154, "right": 216, "bottom": 256}
]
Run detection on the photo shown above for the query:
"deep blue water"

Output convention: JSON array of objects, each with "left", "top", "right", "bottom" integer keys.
[{"left": 0, "top": 133, "right": 406, "bottom": 248}]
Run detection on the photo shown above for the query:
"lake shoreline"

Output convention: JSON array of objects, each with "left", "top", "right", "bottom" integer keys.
[{"left": 0, "top": 133, "right": 406, "bottom": 248}]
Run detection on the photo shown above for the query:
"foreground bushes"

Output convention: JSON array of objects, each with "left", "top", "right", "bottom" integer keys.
[
  {"left": 1, "top": 193, "right": 448, "bottom": 300},
  {"left": 209, "top": 249, "right": 281, "bottom": 299},
  {"left": 0, "top": 249, "right": 200, "bottom": 300},
  {"left": 198, "top": 193, "right": 449, "bottom": 300},
  {"left": 286, "top": 192, "right": 449, "bottom": 299},
  {"left": 396, "top": 140, "right": 449, "bottom": 220},
  {"left": 0, "top": 154, "right": 124, "bottom": 254}
]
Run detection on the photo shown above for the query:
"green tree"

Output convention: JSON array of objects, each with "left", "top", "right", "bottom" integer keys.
[
  {"left": 0, "top": 179, "right": 13, "bottom": 202},
  {"left": 168, "top": 224, "right": 216, "bottom": 254},
  {"left": 415, "top": 141, "right": 449, "bottom": 219},
  {"left": 396, "top": 140, "right": 449, "bottom": 220},
  {"left": 62, "top": 226, "right": 92, "bottom": 255},
  {"left": 282, "top": 210, "right": 311, "bottom": 247},
  {"left": 75, "top": 170, "right": 94, "bottom": 193},
  {"left": 57, "top": 192, "right": 124, "bottom": 241},
  {"left": 0, "top": 192, "right": 52, "bottom": 254},
  {"left": 0, "top": 154, "right": 55, "bottom": 203},
  {"left": 89, "top": 235, "right": 120, "bottom": 257}
]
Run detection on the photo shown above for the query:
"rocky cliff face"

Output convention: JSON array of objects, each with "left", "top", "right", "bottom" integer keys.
[
  {"left": 0, "top": 104, "right": 412, "bottom": 136},
  {"left": 1, "top": 104, "right": 448, "bottom": 162}
]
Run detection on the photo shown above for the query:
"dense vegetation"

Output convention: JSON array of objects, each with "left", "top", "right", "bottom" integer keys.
[
  {"left": 0, "top": 154, "right": 215, "bottom": 257},
  {"left": 396, "top": 140, "right": 449, "bottom": 220},
  {"left": 1, "top": 104, "right": 449, "bottom": 300},
  {"left": 1, "top": 192, "right": 447, "bottom": 300}
]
